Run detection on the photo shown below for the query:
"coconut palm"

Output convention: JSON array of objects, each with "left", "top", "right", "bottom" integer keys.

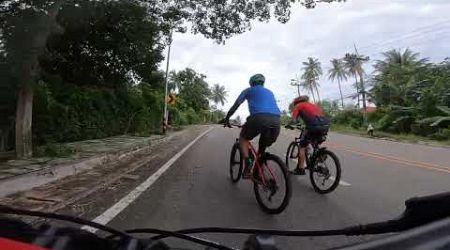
[
  {"left": 328, "top": 58, "right": 347, "bottom": 108},
  {"left": 301, "top": 57, "right": 322, "bottom": 103},
  {"left": 300, "top": 77, "right": 316, "bottom": 103},
  {"left": 344, "top": 53, "right": 369, "bottom": 110},
  {"left": 210, "top": 84, "right": 228, "bottom": 106},
  {"left": 371, "top": 49, "right": 429, "bottom": 107},
  {"left": 374, "top": 48, "right": 427, "bottom": 73}
]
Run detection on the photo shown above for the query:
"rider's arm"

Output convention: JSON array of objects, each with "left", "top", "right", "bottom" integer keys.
[{"left": 225, "top": 88, "right": 248, "bottom": 120}]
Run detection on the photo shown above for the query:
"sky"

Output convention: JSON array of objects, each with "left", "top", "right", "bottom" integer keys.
[{"left": 161, "top": 0, "right": 450, "bottom": 119}]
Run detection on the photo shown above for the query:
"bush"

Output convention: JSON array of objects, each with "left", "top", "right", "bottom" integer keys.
[
  {"left": 332, "top": 109, "right": 364, "bottom": 128},
  {"left": 185, "top": 108, "right": 202, "bottom": 124},
  {"left": 34, "top": 143, "right": 76, "bottom": 157},
  {"left": 32, "top": 81, "right": 168, "bottom": 145},
  {"left": 367, "top": 108, "right": 387, "bottom": 123},
  {"left": 428, "top": 127, "right": 450, "bottom": 141},
  {"left": 349, "top": 119, "right": 362, "bottom": 129},
  {"left": 410, "top": 123, "right": 439, "bottom": 137}
]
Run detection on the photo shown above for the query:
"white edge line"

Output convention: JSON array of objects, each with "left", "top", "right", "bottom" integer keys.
[
  {"left": 82, "top": 126, "right": 214, "bottom": 233},
  {"left": 284, "top": 154, "right": 351, "bottom": 187}
]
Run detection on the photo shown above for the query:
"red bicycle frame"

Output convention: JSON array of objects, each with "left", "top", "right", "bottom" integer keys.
[{"left": 247, "top": 142, "right": 276, "bottom": 186}]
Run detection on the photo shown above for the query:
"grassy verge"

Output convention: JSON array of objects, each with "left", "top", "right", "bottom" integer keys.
[
  {"left": 34, "top": 143, "right": 78, "bottom": 158},
  {"left": 331, "top": 124, "right": 450, "bottom": 147}
]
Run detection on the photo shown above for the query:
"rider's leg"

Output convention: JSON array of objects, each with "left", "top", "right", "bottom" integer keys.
[
  {"left": 297, "top": 128, "right": 310, "bottom": 170},
  {"left": 291, "top": 129, "right": 309, "bottom": 175},
  {"left": 298, "top": 147, "right": 306, "bottom": 169},
  {"left": 240, "top": 119, "right": 258, "bottom": 177},
  {"left": 239, "top": 137, "right": 250, "bottom": 159}
]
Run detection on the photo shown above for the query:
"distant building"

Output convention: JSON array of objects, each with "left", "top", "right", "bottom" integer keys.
[{"left": 362, "top": 107, "right": 376, "bottom": 113}]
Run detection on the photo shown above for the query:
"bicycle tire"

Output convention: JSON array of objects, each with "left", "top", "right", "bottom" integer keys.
[
  {"left": 229, "top": 142, "right": 243, "bottom": 183},
  {"left": 285, "top": 141, "right": 299, "bottom": 170},
  {"left": 309, "top": 149, "right": 341, "bottom": 194},
  {"left": 254, "top": 154, "right": 292, "bottom": 214}
]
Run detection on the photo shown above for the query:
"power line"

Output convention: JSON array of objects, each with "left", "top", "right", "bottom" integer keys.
[
  {"left": 358, "top": 28, "right": 450, "bottom": 55},
  {"left": 358, "top": 19, "right": 450, "bottom": 51},
  {"left": 360, "top": 32, "right": 450, "bottom": 61}
]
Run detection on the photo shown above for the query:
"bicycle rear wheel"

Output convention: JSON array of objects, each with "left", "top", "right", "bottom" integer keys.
[
  {"left": 285, "top": 141, "right": 299, "bottom": 170},
  {"left": 229, "top": 142, "right": 243, "bottom": 183},
  {"left": 254, "top": 153, "right": 291, "bottom": 214},
  {"left": 309, "top": 149, "right": 341, "bottom": 194}
]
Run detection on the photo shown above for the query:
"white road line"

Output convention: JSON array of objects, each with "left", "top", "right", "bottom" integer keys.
[
  {"left": 284, "top": 154, "right": 351, "bottom": 187},
  {"left": 329, "top": 176, "right": 351, "bottom": 186},
  {"left": 82, "top": 127, "right": 214, "bottom": 233}
]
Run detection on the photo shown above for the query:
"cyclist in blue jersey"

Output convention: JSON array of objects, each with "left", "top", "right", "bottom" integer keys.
[{"left": 220, "top": 74, "right": 281, "bottom": 178}]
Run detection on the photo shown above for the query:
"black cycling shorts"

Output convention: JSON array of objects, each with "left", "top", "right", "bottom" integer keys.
[
  {"left": 240, "top": 113, "right": 281, "bottom": 149},
  {"left": 299, "top": 125, "right": 329, "bottom": 147}
]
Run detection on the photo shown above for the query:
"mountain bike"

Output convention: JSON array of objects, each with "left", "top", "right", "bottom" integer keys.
[
  {"left": 285, "top": 124, "right": 341, "bottom": 194},
  {"left": 227, "top": 124, "right": 291, "bottom": 214}
]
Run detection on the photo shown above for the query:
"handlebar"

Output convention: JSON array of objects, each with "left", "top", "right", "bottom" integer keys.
[
  {"left": 220, "top": 122, "right": 242, "bottom": 128},
  {"left": 1, "top": 190, "right": 450, "bottom": 250},
  {"left": 285, "top": 124, "right": 304, "bottom": 130}
]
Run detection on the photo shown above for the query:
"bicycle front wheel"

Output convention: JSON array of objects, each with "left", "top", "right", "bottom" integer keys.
[
  {"left": 229, "top": 142, "right": 243, "bottom": 183},
  {"left": 309, "top": 149, "right": 341, "bottom": 194},
  {"left": 254, "top": 154, "right": 292, "bottom": 214},
  {"left": 285, "top": 141, "right": 299, "bottom": 170}
]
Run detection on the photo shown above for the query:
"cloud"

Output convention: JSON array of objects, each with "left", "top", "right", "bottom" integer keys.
[{"left": 162, "top": 0, "right": 450, "bottom": 118}]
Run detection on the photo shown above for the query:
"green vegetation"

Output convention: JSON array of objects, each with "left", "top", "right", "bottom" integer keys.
[
  {"left": 331, "top": 124, "right": 450, "bottom": 147},
  {"left": 1, "top": 0, "right": 343, "bottom": 158},
  {"left": 301, "top": 57, "right": 323, "bottom": 103},
  {"left": 328, "top": 59, "right": 347, "bottom": 108},
  {"left": 292, "top": 49, "right": 449, "bottom": 143},
  {"left": 331, "top": 49, "right": 450, "bottom": 142},
  {"left": 367, "top": 49, "right": 450, "bottom": 141}
]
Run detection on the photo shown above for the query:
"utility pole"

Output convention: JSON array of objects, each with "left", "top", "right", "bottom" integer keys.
[
  {"left": 290, "top": 76, "right": 301, "bottom": 97},
  {"left": 162, "top": 30, "right": 173, "bottom": 134}
]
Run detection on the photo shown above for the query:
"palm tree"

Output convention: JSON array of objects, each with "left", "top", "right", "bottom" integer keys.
[
  {"left": 371, "top": 49, "right": 428, "bottom": 106},
  {"left": 300, "top": 79, "right": 316, "bottom": 103},
  {"left": 328, "top": 58, "right": 347, "bottom": 108},
  {"left": 344, "top": 53, "right": 369, "bottom": 110},
  {"left": 301, "top": 57, "right": 323, "bottom": 103},
  {"left": 210, "top": 84, "right": 228, "bottom": 106},
  {"left": 374, "top": 48, "right": 427, "bottom": 73},
  {"left": 374, "top": 49, "right": 428, "bottom": 86}
]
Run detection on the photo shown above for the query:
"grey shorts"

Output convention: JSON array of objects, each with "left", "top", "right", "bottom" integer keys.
[{"left": 240, "top": 113, "right": 281, "bottom": 148}]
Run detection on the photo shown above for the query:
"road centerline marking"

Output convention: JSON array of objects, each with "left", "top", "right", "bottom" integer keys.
[
  {"left": 82, "top": 126, "right": 214, "bottom": 233},
  {"left": 326, "top": 142, "right": 450, "bottom": 174}
]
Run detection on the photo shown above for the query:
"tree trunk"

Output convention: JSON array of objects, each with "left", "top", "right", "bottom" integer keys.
[
  {"left": 354, "top": 75, "right": 360, "bottom": 108},
  {"left": 359, "top": 72, "right": 367, "bottom": 111},
  {"left": 15, "top": 83, "right": 34, "bottom": 158},
  {"left": 309, "top": 84, "right": 316, "bottom": 103},
  {"left": 338, "top": 79, "right": 344, "bottom": 108},
  {"left": 297, "top": 85, "right": 300, "bottom": 97},
  {"left": 14, "top": 0, "right": 64, "bottom": 158},
  {"left": 314, "top": 85, "right": 321, "bottom": 103}
]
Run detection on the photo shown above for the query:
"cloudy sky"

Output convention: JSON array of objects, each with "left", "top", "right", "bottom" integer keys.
[{"left": 162, "top": 0, "right": 450, "bottom": 118}]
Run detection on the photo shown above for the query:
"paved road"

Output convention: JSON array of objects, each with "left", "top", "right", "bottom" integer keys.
[{"left": 106, "top": 126, "right": 450, "bottom": 249}]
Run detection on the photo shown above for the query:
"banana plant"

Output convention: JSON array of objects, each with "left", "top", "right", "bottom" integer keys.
[{"left": 419, "top": 106, "right": 450, "bottom": 127}]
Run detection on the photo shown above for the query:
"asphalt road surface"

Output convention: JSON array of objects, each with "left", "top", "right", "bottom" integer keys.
[{"left": 106, "top": 126, "right": 450, "bottom": 250}]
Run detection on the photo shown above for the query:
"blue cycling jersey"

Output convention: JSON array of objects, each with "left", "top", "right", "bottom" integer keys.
[{"left": 237, "top": 85, "right": 281, "bottom": 116}]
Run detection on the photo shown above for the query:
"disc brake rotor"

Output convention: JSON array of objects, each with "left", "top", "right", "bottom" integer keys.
[{"left": 263, "top": 179, "right": 278, "bottom": 201}]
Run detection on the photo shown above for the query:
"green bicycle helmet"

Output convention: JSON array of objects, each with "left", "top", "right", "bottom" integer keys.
[{"left": 249, "top": 74, "right": 265, "bottom": 87}]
